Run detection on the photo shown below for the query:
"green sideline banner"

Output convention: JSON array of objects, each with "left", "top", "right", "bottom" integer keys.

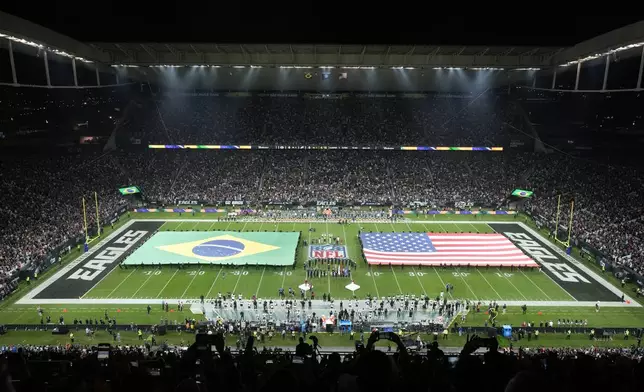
[{"left": 122, "top": 231, "right": 299, "bottom": 266}]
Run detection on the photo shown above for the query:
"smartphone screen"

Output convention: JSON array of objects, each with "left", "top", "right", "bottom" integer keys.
[
  {"left": 380, "top": 332, "right": 393, "bottom": 340},
  {"left": 98, "top": 344, "right": 110, "bottom": 360}
]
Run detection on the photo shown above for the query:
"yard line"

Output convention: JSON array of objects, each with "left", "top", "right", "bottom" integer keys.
[
  {"left": 411, "top": 267, "right": 428, "bottom": 296},
  {"left": 389, "top": 265, "right": 403, "bottom": 294},
  {"left": 468, "top": 223, "right": 480, "bottom": 233},
  {"left": 497, "top": 268, "right": 528, "bottom": 300},
  {"left": 455, "top": 268, "right": 479, "bottom": 301},
  {"left": 232, "top": 268, "right": 245, "bottom": 294},
  {"left": 155, "top": 269, "right": 179, "bottom": 298},
  {"left": 239, "top": 220, "right": 250, "bottom": 232},
  {"left": 369, "top": 267, "right": 380, "bottom": 298},
  {"left": 106, "top": 268, "right": 137, "bottom": 298},
  {"left": 180, "top": 267, "right": 202, "bottom": 299},
  {"left": 281, "top": 267, "right": 287, "bottom": 288},
  {"left": 432, "top": 267, "right": 454, "bottom": 299},
  {"left": 476, "top": 269, "right": 503, "bottom": 299},
  {"left": 175, "top": 221, "right": 184, "bottom": 230},
  {"left": 518, "top": 269, "right": 553, "bottom": 300},
  {"left": 341, "top": 223, "right": 349, "bottom": 255},
  {"left": 207, "top": 219, "right": 232, "bottom": 231},
  {"left": 403, "top": 220, "right": 414, "bottom": 232},
  {"left": 205, "top": 267, "right": 223, "bottom": 298},
  {"left": 256, "top": 267, "right": 266, "bottom": 297},
  {"left": 131, "top": 271, "right": 157, "bottom": 298}
]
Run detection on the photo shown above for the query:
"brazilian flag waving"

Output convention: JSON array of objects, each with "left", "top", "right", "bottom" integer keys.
[{"left": 119, "top": 186, "right": 141, "bottom": 195}]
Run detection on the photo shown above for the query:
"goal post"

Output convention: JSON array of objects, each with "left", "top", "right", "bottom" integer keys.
[
  {"left": 82, "top": 192, "right": 101, "bottom": 245},
  {"left": 554, "top": 194, "right": 574, "bottom": 248}
]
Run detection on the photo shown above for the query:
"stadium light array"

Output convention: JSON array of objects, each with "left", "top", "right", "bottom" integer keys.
[
  {"left": 0, "top": 33, "right": 92, "bottom": 63},
  {"left": 559, "top": 41, "right": 644, "bottom": 67},
  {"left": 433, "top": 67, "right": 507, "bottom": 71},
  {"left": 110, "top": 64, "right": 540, "bottom": 71}
]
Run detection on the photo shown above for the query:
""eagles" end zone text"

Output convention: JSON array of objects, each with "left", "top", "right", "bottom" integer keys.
[{"left": 67, "top": 230, "right": 148, "bottom": 281}]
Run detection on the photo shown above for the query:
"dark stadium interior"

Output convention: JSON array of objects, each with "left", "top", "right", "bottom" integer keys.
[{"left": 1, "top": 8, "right": 644, "bottom": 392}]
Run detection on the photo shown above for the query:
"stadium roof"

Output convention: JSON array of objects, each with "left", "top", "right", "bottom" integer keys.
[
  {"left": 0, "top": 11, "right": 643, "bottom": 71},
  {"left": 90, "top": 43, "right": 564, "bottom": 69}
]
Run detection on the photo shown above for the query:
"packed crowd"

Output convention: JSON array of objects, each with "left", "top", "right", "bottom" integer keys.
[
  {"left": 131, "top": 93, "right": 516, "bottom": 146},
  {"left": 1, "top": 86, "right": 643, "bottom": 299},
  {"left": 2, "top": 333, "right": 644, "bottom": 392},
  {"left": 2, "top": 149, "right": 643, "bottom": 297}
]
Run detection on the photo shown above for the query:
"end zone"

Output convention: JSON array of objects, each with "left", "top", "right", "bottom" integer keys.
[{"left": 17, "top": 220, "right": 164, "bottom": 302}]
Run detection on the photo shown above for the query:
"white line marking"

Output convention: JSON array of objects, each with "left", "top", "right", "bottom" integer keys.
[
  {"left": 519, "top": 269, "right": 552, "bottom": 300},
  {"left": 205, "top": 267, "right": 223, "bottom": 298},
  {"left": 232, "top": 268, "right": 245, "bottom": 294},
  {"left": 390, "top": 265, "right": 403, "bottom": 294},
  {"left": 155, "top": 269, "right": 179, "bottom": 298},
  {"left": 180, "top": 267, "right": 202, "bottom": 299},
  {"left": 496, "top": 268, "right": 528, "bottom": 300},
  {"left": 369, "top": 267, "right": 380, "bottom": 298},
  {"left": 131, "top": 271, "right": 156, "bottom": 298},
  {"left": 432, "top": 267, "right": 453, "bottom": 299},
  {"left": 256, "top": 267, "right": 266, "bottom": 297},
  {"left": 456, "top": 268, "right": 478, "bottom": 300},
  {"left": 476, "top": 268, "right": 502, "bottom": 299},
  {"left": 106, "top": 268, "right": 137, "bottom": 298},
  {"left": 411, "top": 267, "right": 428, "bottom": 296}
]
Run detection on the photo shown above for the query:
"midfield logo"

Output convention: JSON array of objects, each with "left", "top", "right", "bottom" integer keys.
[
  {"left": 157, "top": 234, "right": 280, "bottom": 262},
  {"left": 308, "top": 245, "right": 347, "bottom": 259}
]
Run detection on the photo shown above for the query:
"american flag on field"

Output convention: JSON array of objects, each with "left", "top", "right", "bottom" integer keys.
[{"left": 360, "top": 232, "right": 538, "bottom": 267}]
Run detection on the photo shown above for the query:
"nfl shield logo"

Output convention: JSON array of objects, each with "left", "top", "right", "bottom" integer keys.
[{"left": 308, "top": 245, "right": 347, "bottom": 259}]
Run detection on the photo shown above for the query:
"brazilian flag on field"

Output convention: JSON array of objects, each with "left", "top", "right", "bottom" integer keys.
[{"left": 123, "top": 231, "right": 299, "bottom": 266}]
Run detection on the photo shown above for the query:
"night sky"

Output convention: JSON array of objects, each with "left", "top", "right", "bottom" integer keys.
[{"left": 1, "top": 3, "right": 640, "bottom": 46}]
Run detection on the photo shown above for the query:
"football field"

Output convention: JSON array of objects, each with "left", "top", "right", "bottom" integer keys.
[{"left": 17, "top": 217, "right": 635, "bottom": 306}]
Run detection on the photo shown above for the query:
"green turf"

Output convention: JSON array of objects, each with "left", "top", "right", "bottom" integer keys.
[
  {"left": 81, "top": 220, "right": 572, "bottom": 302},
  {"left": 0, "top": 329, "right": 638, "bottom": 351},
  {"left": 2, "top": 211, "right": 643, "bottom": 349},
  {"left": 1, "top": 305, "right": 641, "bottom": 328}
]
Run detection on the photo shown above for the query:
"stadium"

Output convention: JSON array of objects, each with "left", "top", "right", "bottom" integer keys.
[{"left": 1, "top": 8, "right": 644, "bottom": 391}]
